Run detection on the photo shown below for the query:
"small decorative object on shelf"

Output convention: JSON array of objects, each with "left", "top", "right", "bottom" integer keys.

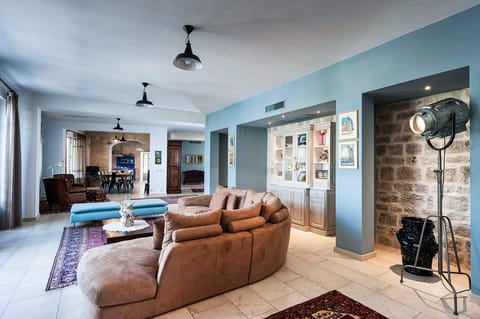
[
  {"left": 319, "top": 150, "right": 329, "bottom": 162},
  {"left": 319, "top": 129, "right": 327, "bottom": 146},
  {"left": 119, "top": 200, "right": 135, "bottom": 227}
]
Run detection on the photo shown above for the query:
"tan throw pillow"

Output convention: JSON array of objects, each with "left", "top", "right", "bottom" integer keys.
[
  {"left": 261, "top": 192, "right": 282, "bottom": 222},
  {"left": 152, "top": 216, "right": 165, "bottom": 250},
  {"left": 162, "top": 209, "right": 222, "bottom": 249},
  {"left": 270, "top": 208, "right": 289, "bottom": 224},
  {"left": 209, "top": 192, "right": 228, "bottom": 210},
  {"left": 225, "top": 194, "right": 238, "bottom": 210},
  {"left": 244, "top": 189, "right": 266, "bottom": 208},
  {"left": 173, "top": 224, "right": 222, "bottom": 242},
  {"left": 227, "top": 216, "right": 265, "bottom": 233},
  {"left": 221, "top": 202, "right": 262, "bottom": 231}
]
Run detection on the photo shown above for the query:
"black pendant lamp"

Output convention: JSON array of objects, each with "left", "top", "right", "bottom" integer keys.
[
  {"left": 120, "top": 134, "right": 127, "bottom": 142},
  {"left": 173, "top": 25, "right": 203, "bottom": 71},
  {"left": 136, "top": 82, "right": 154, "bottom": 107},
  {"left": 113, "top": 118, "right": 124, "bottom": 130}
]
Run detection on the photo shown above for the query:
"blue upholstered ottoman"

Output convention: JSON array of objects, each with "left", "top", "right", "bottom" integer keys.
[{"left": 70, "top": 199, "right": 168, "bottom": 224}]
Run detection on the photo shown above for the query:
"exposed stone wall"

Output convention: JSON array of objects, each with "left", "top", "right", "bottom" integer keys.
[
  {"left": 85, "top": 131, "right": 150, "bottom": 175},
  {"left": 375, "top": 89, "right": 470, "bottom": 270}
]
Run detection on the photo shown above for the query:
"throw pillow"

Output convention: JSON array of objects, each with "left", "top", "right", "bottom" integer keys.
[
  {"left": 225, "top": 194, "right": 238, "bottom": 210},
  {"left": 152, "top": 216, "right": 165, "bottom": 250},
  {"left": 209, "top": 192, "right": 228, "bottom": 210},
  {"left": 173, "top": 224, "right": 222, "bottom": 242},
  {"left": 244, "top": 189, "right": 266, "bottom": 207},
  {"left": 229, "top": 187, "right": 248, "bottom": 208},
  {"left": 227, "top": 216, "right": 265, "bottom": 233},
  {"left": 261, "top": 192, "right": 282, "bottom": 222},
  {"left": 221, "top": 202, "right": 262, "bottom": 231},
  {"left": 162, "top": 209, "right": 222, "bottom": 249}
]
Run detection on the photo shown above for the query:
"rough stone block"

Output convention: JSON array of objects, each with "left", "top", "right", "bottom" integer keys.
[
  {"left": 380, "top": 167, "right": 394, "bottom": 180},
  {"left": 387, "top": 144, "right": 403, "bottom": 156},
  {"left": 405, "top": 143, "right": 422, "bottom": 154},
  {"left": 396, "top": 167, "right": 420, "bottom": 181},
  {"left": 394, "top": 182, "right": 413, "bottom": 192}
]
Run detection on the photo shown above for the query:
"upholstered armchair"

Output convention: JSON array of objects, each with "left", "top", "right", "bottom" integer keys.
[
  {"left": 53, "top": 173, "right": 86, "bottom": 194},
  {"left": 43, "top": 178, "right": 86, "bottom": 211}
]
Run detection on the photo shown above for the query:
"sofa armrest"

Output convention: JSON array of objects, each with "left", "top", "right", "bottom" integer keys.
[{"left": 177, "top": 195, "right": 213, "bottom": 209}]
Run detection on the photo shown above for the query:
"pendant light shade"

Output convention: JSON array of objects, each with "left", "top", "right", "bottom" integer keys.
[
  {"left": 113, "top": 118, "right": 124, "bottom": 130},
  {"left": 136, "top": 82, "right": 154, "bottom": 107},
  {"left": 120, "top": 134, "right": 127, "bottom": 142},
  {"left": 173, "top": 25, "right": 203, "bottom": 71}
]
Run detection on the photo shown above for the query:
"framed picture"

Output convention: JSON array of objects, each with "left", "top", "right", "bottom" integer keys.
[
  {"left": 339, "top": 141, "right": 357, "bottom": 169},
  {"left": 154, "top": 150, "right": 162, "bottom": 165},
  {"left": 228, "top": 150, "right": 235, "bottom": 167},
  {"left": 339, "top": 110, "right": 358, "bottom": 140},
  {"left": 228, "top": 135, "right": 235, "bottom": 150}
]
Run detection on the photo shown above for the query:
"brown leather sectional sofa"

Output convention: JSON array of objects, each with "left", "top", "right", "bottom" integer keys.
[{"left": 77, "top": 187, "right": 291, "bottom": 319}]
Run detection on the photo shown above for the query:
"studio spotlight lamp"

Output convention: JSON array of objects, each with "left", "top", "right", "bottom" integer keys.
[
  {"left": 402, "top": 97, "right": 471, "bottom": 315},
  {"left": 409, "top": 98, "right": 469, "bottom": 140}
]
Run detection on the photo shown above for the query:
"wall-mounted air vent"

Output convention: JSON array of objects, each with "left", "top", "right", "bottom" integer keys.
[{"left": 265, "top": 101, "right": 285, "bottom": 113}]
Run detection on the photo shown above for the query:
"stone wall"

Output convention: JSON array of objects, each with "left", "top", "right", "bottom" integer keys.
[
  {"left": 85, "top": 131, "right": 150, "bottom": 175},
  {"left": 375, "top": 89, "right": 470, "bottom": 270}
]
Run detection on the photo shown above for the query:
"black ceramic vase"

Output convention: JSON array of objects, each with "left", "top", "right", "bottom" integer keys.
[{"left": 396, "top": 217, "right": 439, "bottom": 276}]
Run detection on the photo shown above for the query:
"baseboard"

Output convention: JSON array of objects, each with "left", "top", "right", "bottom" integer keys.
[
  {"left": 23, "top": 215, "right": 39, "bottom": 222},
  {"left": 334, "top": 246, "right": 377, "bottom": 261},
  {"left": 469, "top": 291, "right": 480, "bottom": 306}
]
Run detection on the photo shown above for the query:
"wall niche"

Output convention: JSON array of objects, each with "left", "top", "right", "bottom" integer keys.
[{"left": 375, "top": 88, "right": 470, "bottom": 271}]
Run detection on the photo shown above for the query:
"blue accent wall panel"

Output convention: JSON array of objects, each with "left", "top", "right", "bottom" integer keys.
[{"left": 204, "top": 6, "right": 480, "bottom": 294}]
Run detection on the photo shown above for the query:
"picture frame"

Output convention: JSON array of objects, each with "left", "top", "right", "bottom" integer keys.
[
  {"left": 297, "top": 133, "right": 307, "bottom": 146},
  {"left": 338, "top": 110, "right": 358, "bottom": 140},
  {"left": 154, "top": 150, "right": 162, "bottom": 165},
  {"left": 339, "top": 141, "right": 358, "bottom": 169},
  {"left": 228, "top": 151, "right": 235, "bottom": 167},
  {"left": 228, "top": 135, "right": 235, "bottom": 167}
]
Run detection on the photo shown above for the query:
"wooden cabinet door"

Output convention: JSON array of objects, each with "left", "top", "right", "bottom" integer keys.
[
  {"left": 167, "top": 141, "right": 182, "bottom": 193},
  {"left": 309, "top": 189, "right": 326, "bottom": 230},
  {"left": 291, "top": 188, "right": 306, "bottom": 225}
]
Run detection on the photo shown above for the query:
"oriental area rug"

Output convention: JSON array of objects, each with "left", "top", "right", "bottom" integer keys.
[
  {"left": 46, "top": 225, "right": 106, "bottom": 291},
  {"left": 265, "top": 290, "right": 389, "bottom": 319}
]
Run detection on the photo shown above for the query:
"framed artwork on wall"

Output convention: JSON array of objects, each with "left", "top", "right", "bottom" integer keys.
[
  {"left": 339, "top": 110, "right": 358, "bottom": 140},
  {"left": 228, "top": 135, "right": 235, "bottom": 167},
  {"left": 339, "top": 141, "right": 357, "bottom": 169},
  {"left": 154, "top": 151, "right": 162, "bottom": 165}
]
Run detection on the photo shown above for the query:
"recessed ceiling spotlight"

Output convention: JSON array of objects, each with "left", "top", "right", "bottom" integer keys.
[
  {"left": 316, "top": 110, "right": 321, "bottom": 114},
  {"left": 281, "top": 114, "right": 286, "bottom": 118},
  {"left": 424, "top": 85, "right": 432, "bottom": 91},
  {"left": 267, "top": 121, "right": 272, "bottom": 125}
]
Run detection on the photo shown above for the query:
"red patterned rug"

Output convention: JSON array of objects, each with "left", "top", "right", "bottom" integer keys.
[
  {"left": 265, "top": 290, "right": 389, "bottom": 319},
  {"left": 46, "top": 225, "right": 106, "bottom": 291}
]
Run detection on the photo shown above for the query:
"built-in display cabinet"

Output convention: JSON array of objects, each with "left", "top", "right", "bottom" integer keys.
[{"left": 268, "top": 118, "right": 336, "bottom": 235}]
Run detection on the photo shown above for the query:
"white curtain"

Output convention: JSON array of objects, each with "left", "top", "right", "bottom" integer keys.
[
  {"left": 0, "top": 90, "right": 22, "bottom": 229},
  {"left": 66, "top": 130, "right": 86, "bottom": 182}
]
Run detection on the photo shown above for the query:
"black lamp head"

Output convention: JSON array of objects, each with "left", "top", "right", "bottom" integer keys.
[
  {"left": 409, "top": 98, "right": 470, "bottom": 140},
  {"left": 113, "top": 118, "right": 124, "bottom": 131},
  {"left": 136, "top": 82, "right": 154, "bottom": 107},
  {"left": 173, "top": 25, "right": 203, "bottom": 71}
]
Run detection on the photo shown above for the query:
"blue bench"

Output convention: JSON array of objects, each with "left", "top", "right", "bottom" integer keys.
[{"left": 70, "top": 199, "right": 168, "bottom": 224}]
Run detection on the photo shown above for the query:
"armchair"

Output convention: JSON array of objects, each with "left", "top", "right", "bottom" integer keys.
[
  {"left": 53, "top": 173, "right": 86, "bottom": 194},
  {"left": 43, "top": 178, "right": 86, "bottom": 211}
]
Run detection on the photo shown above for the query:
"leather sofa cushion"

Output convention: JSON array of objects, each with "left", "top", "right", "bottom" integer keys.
[
  {"left": 261, "top": 192, "right": 282, "bottom": 222},
  {"left": 209, "top": 192, "right": 228, "bottom": 210},
  {"left": 216, "top": 185, "right": 247, "bottom": 208},
  {"left": 227, "top": 216, "right": 265, "bottom": 233},
  {"left": 270, "top": 208, "right": 289, "bottom": 224},
  {"left": 77, "top": 238, "right": 160, "bottom": 307},
  {"left": 163, "top": 209, "right": 222, "bottom": 248},
  {"left": 173, "top": 224, "right": 223, "bottom": 242},
  {"left": 221, "top": 202, "right": 261, "bottom": 231},
  {"left": 152, "top": 217, "right": 165, "bottom": 250}
]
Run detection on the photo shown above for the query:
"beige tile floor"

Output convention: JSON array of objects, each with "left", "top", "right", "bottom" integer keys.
[{"left": 0, "top": 199, "right": 479, "bottom": 318}]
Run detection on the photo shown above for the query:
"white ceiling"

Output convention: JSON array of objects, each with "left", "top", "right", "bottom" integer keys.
[{"left": 1, "top": 0, "right": 479, "bottom": 130}]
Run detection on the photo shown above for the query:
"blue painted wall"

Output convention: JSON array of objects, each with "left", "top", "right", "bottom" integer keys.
[
  {"left": 205, "top": 6, "right": 480, "bottom": 295},
  {"left": 236, "top": 126, "right": 268, "bottom": 191}
]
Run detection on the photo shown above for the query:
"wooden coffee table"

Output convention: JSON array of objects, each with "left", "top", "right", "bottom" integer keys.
[{"left": 102, "top": 218, "right": 153, "bottom": 244}]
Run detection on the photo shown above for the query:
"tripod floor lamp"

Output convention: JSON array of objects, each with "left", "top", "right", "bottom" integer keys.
[{"left": 401, "top": 98, "right": 471, "bottom": 315}]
